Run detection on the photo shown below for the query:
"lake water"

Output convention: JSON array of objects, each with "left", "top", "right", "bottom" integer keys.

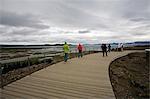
[
  {"left": 30, "top": 42, "right": 150, "bottom": 53},
  {"left": 30, "top": 44, "right": 119, "bottom": 53},
  {"left": 1, "top": 42, "right": 149, "bottom": 53},
  {"left": 1, "top": 43, "right": 149, "bottom": 63}
]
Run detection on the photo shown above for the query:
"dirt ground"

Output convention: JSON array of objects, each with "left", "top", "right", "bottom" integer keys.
[{"left": 109, "top": 52, "right": 149, "bottom": 99}]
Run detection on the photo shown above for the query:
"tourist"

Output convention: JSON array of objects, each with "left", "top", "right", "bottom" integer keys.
[
  {"left": 101, "top": 44, "right": 107, "bottom": 57},
  {"left": 108, "top": 44, "right": 111, "bottom": 52},
  {"left": 63, "top": 42, "right": 70, "bottom": 62},
  {"left": 121, "top": 43, "right": 124, "bottom": 51},
  {"left": 117, "top": 43, "right": 121, "bottom": 51},
  {"left": 117, "top": 43, "right": 123, "bottom": 51},
  {"left": 77, "top": 43, "right": 84, "bottom": 58}
]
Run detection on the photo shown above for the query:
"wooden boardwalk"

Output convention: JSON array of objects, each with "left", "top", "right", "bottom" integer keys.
[{"left": 0, "top": 51, "right": 134, "bottom": 99}]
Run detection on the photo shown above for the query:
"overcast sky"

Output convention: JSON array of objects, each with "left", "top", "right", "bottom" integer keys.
[{"left": 0, "top": 0, "right": 150, "bottom": 44}]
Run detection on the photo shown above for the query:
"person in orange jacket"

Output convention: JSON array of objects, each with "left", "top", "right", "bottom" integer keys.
[{"left": 77, "top": 43, "right": 84, "bottom": 58}]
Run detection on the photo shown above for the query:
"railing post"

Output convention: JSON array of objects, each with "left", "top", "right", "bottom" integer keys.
[
  {"left": 0, "top": 65, "right": 4, "bottom": 89},
  {"left": 145, "top": 49, "right": 150, "bottom": 66}
]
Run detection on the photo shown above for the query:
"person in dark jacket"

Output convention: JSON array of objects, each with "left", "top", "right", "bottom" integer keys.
[{"left": 101, "top": 44, "right": 107, "bottom": 57}]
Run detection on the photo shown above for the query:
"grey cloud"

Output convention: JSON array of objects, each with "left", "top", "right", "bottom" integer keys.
[
  {"left": 128, "top": 23, "right": 150, "bottom": 33},
  {"left": 129, "top": 17, "right": 150, "bottom": 22},
  {"left": 132, "top": 33, "right": 148, "bottom": 36},
  {"left": 0, "top": 10, "right": 49, "bottom": 29},
  {"left": 0, "top": 0, "right": 150, "bottom": 44},
  {"left": 0, "top": 25, "right": 40, "bottom": 37},
  {"left": 118, "top": 0, "right": 150, "bottom": 18},
  {"left": 78, "top": 30, "right": 90, "bottom": 34},
  {"left": 10, "top": 28, "right": 38, "bottom": 36}
]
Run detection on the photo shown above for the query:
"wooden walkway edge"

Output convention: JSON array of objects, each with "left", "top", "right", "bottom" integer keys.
[{"left": 0, "top": 51, "right": 134, "bottom": 99}]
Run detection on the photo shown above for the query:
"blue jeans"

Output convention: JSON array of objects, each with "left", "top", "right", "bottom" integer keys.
[{"left": 64, "top": 53, "right": 68, "bottom": 62}]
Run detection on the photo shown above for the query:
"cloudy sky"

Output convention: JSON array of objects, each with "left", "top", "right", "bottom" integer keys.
[{"left": 0, "top": 0, "right": 150, "bottom": 44}]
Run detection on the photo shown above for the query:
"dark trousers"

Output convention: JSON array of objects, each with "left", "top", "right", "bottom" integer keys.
[
  {"left": 64, "top": 53, "right": 68, "bottom": 62},
  {"left": 78, "top": 50, "right": 83, "bottom": 58},
  {"left": 102, "top": 50, "right": 107, "bottom": 57},
  {"left": 108, "top": 48, "right": 111, "bottom": 52}
]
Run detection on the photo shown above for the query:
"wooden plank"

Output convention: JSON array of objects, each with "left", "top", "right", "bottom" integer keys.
[{"left": 1, "top": 51, "right": 135, "bottom": 99}]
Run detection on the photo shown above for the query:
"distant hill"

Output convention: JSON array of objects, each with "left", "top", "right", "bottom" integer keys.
[
  {"left": 0, "top": 41, "right": 149, "bottom": 48},
  {"left": 125, "top": 41, "right": 150, "bottom": 44},
  {"left": 0, "top": 44, "right": 62, "bottom": 47},
  {"left": 134, "top": 41, "right": 150, "bottom": 44}
]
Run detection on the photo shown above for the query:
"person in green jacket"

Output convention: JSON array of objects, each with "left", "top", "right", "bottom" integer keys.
[{"left": 63, "top": 42, "right": 70, "bottom": 62}]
